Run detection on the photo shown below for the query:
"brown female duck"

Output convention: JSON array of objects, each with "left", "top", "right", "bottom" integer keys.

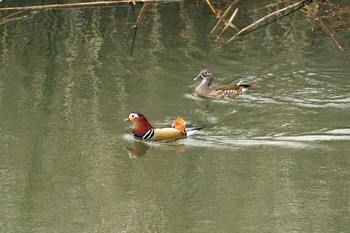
[{"left": 194, "top": 69, "right": 256, "bottom": 99}]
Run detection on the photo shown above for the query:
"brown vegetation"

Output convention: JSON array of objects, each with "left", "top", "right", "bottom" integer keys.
[
  {"left": 208, "top": 0, "right": 348, "bottom": 51},
  {"left": 0, "top": 0, "right": 348, "bottom": 51}
]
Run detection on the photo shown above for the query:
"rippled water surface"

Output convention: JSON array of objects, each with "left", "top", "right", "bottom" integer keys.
[{"left": 1, "top": 1, "right": 350, "bottom": 232}]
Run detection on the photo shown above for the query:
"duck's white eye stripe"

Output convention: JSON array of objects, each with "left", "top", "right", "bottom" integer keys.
[{"left": 130, "top": 113, "right": 139, "bottom": 118}]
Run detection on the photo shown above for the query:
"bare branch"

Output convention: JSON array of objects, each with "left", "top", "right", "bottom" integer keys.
[
  {"left": 204, "top": 0, "right": 220, "bottom": 18},
  {"left": 217, "top": 8, "right": 238, "bottom": 39},
  {"left": 210, "top": 0, "right": 239, "bottom": 33},
  {"left": 133, "top": 3, "right": 147, "bottom": 27}
]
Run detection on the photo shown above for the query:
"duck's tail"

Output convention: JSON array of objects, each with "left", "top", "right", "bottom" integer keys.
[
  {"left": 237, "top": 80, "right": 257, "bottom": 88},
  {"left": 186, "top": 125, "right": 204, "bottom": 137},
  {"left": 237, "top": 80, "right": 257, "bottom": 93}
]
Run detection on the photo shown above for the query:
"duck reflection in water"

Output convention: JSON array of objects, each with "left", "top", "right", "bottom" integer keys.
[
  {"left": 124, "top": 140, "right": 186, "bottom": 158},
  {"left": 125, "top": 140, "right": 150, "bottom": 158}
]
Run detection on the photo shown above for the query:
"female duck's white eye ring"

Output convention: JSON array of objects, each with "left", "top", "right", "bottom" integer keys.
[{"left": 204, "top": 71, "right": 209, "bottom": 76}]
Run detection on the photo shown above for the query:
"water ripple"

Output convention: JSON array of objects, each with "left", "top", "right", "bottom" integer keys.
[
  {"left": 184, "top": 127, "right": 350, "bottom": 150},
  {"left": 282, "top": 95, "right": 350, "bottom": 109}
]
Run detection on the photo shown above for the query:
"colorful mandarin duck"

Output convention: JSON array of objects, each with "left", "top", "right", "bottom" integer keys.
[
  {"left": 194, "top": 69, "right": 256, "bottom": 99},
  {"left": 124, "top": 112, "right": 197, "bottom": 141}
]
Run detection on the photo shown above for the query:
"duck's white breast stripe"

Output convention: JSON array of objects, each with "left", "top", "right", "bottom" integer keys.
[{"left": 143, "top": 129, "right": 154, "bottom": 140}]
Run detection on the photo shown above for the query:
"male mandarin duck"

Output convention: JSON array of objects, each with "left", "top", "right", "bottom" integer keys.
[
  {"left": 124, "top": 112, "right": 200, "bottom": 141},
  {"left": 194, "top": 69, "right": 256, "bottom": 99}
]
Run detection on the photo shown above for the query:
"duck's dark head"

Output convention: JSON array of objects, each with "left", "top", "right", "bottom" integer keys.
[{"left": 124, "top": 112, "right": 153, "bottom": 137}]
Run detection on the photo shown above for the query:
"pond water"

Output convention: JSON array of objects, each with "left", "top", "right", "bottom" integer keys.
[{"left": 1, "top": 1, "right": 350, "bottom": 232}]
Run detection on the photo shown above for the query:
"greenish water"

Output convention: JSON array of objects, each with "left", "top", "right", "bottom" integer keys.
[{"left": 1, "top": 1, "right": 350, "bottom": 232}]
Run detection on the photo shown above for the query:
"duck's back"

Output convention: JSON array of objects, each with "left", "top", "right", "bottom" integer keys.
[{"left": 211, "top": 84, "right": 241, "bottom": 91}]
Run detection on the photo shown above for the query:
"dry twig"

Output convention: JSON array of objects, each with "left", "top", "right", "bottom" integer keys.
[
  {"left": 210, "top": 0, "right": 239, "bottom": 33},
  {"left": 204, "top": 0, "right": 220, "bottom": 18},
  {"left": 217, "top": 8, "right": 238, "bottom": 39},
  {"left": 133, "top": 3, "right": 147, "bottom": 27}
]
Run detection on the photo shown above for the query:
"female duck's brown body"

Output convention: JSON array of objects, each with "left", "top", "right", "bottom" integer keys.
[
  {"left": 124, "top": 112, "right": 188, "bottom": 141},
  {"left": 194, "top": 69, "right": 256, "bottom": 99}
]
